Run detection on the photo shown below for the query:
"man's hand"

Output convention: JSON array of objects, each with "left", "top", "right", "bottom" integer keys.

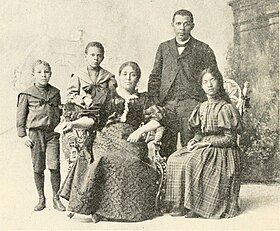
[{"left": 22, "top": 136, "right": 34, "bottom": 148}]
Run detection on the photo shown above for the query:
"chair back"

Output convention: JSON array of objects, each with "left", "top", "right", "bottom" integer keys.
[{"left": 223, "top": 78, "right": 250, "bottom": 117}]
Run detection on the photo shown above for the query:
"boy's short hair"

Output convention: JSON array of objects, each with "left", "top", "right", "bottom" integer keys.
[
  {"left": 85, "top": 42, "right": 105, "bottom": 54},
  {"left": 32, "top": 60, "right": 51, "bottom": 73},
  {"left": 172, "top": 9, "right": 194, "bottom": 23}
]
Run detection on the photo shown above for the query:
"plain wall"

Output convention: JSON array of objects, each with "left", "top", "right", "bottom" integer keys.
[{"left": 0, "top": 0, "right": 233, "bottom": 131}]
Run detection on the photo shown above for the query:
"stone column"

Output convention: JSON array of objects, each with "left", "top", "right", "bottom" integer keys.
[{"left": 228, "top": 0, "right": 279, "bottom": 182}]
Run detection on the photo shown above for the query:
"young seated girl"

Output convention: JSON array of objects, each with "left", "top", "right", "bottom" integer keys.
[{"left": 165, "top": 67, "right": 242, "bottom": 219}]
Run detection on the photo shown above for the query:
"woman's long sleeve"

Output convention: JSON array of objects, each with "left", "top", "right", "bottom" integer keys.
[
  {"left": 208, "top": 129, "right": 236, "bottom": 147},
  {"left": 209, "top": 103, "right": 241, "bottom": 147}
]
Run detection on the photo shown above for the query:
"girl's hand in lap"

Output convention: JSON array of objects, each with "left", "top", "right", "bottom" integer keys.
[
  {"left": 187, "top": 139, "right": 197, "bottom": 151},
  {"left": 189, "top": 141, "right": 210, "bottom": 151}
]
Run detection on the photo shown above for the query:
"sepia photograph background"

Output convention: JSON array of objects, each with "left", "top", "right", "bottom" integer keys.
[{"left": 0, "top": 0, "right": 279, "bottom": 230}]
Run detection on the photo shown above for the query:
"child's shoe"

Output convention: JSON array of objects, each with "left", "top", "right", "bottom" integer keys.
[
  {"left": 53, "top": 197, "right": 66, "bottom": 212},
  {"left": 34, "top": 197, "right": 46, "bottom": 211},
  {"left": 67, "top": 212, "right": 75, "bottom": 219},
  {"left": 91, "top": 213, "right": 101, "bottom": 223}
]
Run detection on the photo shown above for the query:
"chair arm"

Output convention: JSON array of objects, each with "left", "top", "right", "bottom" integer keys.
[{"left": 154, "top": 126, "right": 165, "bottom": 142}]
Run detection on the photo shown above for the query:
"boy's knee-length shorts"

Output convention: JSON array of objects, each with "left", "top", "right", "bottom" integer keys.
[{"left": 28, "top": 129, "right": 60, "bottom": 173}]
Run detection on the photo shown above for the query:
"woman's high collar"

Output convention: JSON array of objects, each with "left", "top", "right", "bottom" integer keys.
[
  {"left": 116, "top": 87, "right": 138, "bottom": 100},
  {"left": 207, "top": 95, "right": 221, "bottom": 103}
]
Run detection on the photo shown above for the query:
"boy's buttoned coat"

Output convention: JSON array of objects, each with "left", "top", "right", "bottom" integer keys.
[{"left": 16, "top": 84, "right": 61, "bottom": 137}]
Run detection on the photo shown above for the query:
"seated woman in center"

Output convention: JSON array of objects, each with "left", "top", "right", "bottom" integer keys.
[{"left": 59, "top": 61, "right": 163, "bottom": 223}]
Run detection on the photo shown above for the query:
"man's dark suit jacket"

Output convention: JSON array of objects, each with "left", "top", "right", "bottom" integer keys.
[
  {"left": 148, "top": 36, "right": 218, "bottom": 103},
  {"left": 148, "top": 36, "right": 219, "bottom": 156}
]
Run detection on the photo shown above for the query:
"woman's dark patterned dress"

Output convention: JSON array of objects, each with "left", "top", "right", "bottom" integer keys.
[{"left": 59, "top": 90, "right": 159, "bottom": 222}]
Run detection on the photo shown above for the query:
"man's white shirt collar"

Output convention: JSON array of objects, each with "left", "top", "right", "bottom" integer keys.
[{"left": 176, "top": 37, "right": 190, "bottom": 55}]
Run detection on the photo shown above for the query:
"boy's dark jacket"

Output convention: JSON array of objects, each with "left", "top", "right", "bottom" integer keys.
[{"left": 17, "top": 84, "right": 61, "bottom": 137}]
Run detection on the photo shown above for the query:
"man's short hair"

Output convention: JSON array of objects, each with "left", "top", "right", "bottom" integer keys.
[{"left": 172, "top": 9, "right": 194, "bottom": 23}]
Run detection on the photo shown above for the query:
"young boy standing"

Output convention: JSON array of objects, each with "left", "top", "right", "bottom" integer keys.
[{"left": 17, "top": 60, "right": 66, "bottom": 212}]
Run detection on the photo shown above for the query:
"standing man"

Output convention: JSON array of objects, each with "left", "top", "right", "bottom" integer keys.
[{"left": 148, "top": 9, "right": 219, "bottom": 158}]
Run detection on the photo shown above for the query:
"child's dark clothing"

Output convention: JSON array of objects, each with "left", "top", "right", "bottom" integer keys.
[
  {"left": 62, "top": 66, "right": 116, "bottom": 163},
  {"left": 67, "top": 66, "right": 116, "bottom": 101},
  {"left": 28, "top": 129, "right": 60, "bottom": 173},
  {"left": 17, "top": 84, "right": 62, "bottom": 173}
]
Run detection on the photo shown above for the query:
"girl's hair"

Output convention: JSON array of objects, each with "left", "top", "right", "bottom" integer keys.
[
  {"left": 85, "top": 42, "right": 104, "bottom": 54},
  {"left": 118, "top": 61, "right": 141, "bottom": 80},
  {"left": 32, "top": 60, "right": 51, "bottom": 73},
  {"left": 199, "top": 67, "right": 231, "bottom": 103}
]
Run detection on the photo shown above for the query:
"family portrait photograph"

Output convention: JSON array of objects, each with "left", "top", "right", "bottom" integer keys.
[{"left": 0, "top": 0, "right": 279, "bottom": 230}]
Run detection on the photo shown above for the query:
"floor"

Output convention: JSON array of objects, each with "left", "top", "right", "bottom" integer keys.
[{"left": 1, "top": 128, "right": 280, "bottom": 231}]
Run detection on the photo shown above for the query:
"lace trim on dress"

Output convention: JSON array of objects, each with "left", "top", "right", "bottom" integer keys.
[{"left": 116, "top": 87, "right": 139, "bottom": 122}]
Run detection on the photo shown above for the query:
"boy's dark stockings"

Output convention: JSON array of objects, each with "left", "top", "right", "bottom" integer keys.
[
  {"left": 34, "top": 172, "right": 46, "bottom": 211},
  {"left": 50, "top": 169, "right": 60, "bottom": 197},
  {"left": 33, "top": 171, "right": 66, "bottom": 212},
  {"left": 50, "top": 169, "right": 66, "bottom": 211}
]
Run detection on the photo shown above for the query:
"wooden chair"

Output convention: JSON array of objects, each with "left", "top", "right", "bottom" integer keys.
[
  {"left": 223, "top": 78, "right": 250, "bottom": 117},
  {"left": 147, "top": 79, "right": 250, "bottom": 215},
  {"left": 145, "top": 126, "right": 166, "bottom": 215}
]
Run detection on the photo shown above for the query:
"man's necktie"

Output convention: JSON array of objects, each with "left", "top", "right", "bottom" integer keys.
[{"left": 176, "top": 43, "right": 186, "bottom": 47}]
